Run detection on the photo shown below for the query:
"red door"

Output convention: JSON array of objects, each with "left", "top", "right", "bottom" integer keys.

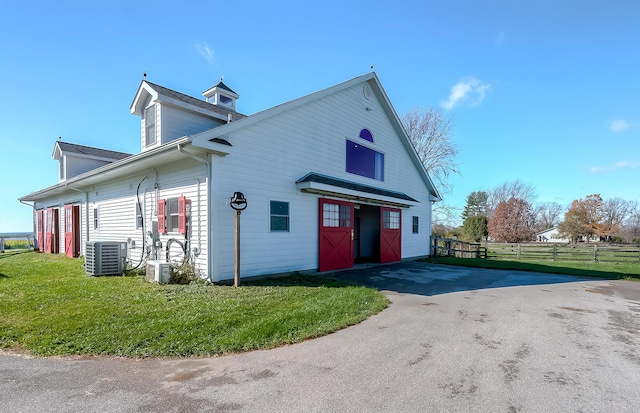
[
  {"left": 64, "top": 205, "right": 80, "bottom": 258},
  {"left": 380, "top": 206, "right": 402, "bottom": 263},
  {"left": 318, "top": 198, "right": 354, "bottom": 272},
  {"left": 46, "top": 208, "right": 60, "bottom": 254},
  {"left": 36, "top": 210, "right": 44, "bottom": 252}
]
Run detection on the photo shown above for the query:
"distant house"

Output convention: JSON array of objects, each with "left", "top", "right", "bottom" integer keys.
[
  {"left": 536, "top": 228, "right": 570, "bottom": 243},
  {"left": 19, "top": 72, "right": 441, "bottom": 282}
]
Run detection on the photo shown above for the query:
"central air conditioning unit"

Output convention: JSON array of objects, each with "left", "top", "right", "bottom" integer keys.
[
  {"left": 85, "top": 241, "right": 127, "bottom": 276},
  {"left": 146, "top": 260, "right": 171, "bottom": 284}
]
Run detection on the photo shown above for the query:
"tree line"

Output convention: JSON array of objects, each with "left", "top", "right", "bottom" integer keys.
[{"left": 433, "top": 181, "right": 640, "bottom": 244}]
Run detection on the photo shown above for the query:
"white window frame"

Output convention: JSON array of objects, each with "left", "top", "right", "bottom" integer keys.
[{"left": 270, "top": 200, "right": 290, "bottom": 232}]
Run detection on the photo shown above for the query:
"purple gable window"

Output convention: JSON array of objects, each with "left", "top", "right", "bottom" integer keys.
[
  {"left": 346, "top": 140, "right": 384, "bottom": 181},
  {"left": 359, "top": 128, "right": 374, "bottom": 142}
]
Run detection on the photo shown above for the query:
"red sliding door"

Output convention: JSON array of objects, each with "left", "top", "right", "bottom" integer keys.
[
  {"left": 380, "top": 206, "right": 401, "bottom": 263},
  {"left": 318, "top": 198, "right": 354, "bottom": 272}
]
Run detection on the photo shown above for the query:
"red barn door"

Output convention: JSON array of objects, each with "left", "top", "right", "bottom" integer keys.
[
  {"left": 64, "top": 205, "right": 80, "bottom": 258},
  {"left": 318, "top": 199, "right": 354, "bottom": 272},
  {"left": 380, "top": 206, "right": 402, "bottom": 263},
  {"left": 36, "top": 210, "right": 44, "bottom": 252}
]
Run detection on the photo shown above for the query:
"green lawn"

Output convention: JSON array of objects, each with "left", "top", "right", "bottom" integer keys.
[
  {"left": 423, "top": 256, "right": 640, "bottom": 280},
  {"left": 0, "top": 251, "right": 388, "bottom": 357}
]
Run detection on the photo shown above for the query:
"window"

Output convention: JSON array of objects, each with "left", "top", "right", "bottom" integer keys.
[
  {"left": 412, "top": 216, "right": 419, "bottom": 233},
  {"left": 136, "top": 202, "right": 143, "bottom": 229},
  {"left": 219, "top": 94, "right": 233, "bottom": 107},
  {"left": 167, "top": 198, "right": 179, "bottom": 233},
  {"left": 383, "top": 210, "right": 400, "bottom": 229},
  {"left": 65, "top": 206, "right": 73, "bottom": 233},
  {"left": 144, "top": 104, "right": 156, "bottom": 146},
  {"left": 323, "top": 203, "right": 351, "bottom": 227},
  {"left": 270, "top": 201, "right": 290, "bottom": 232},
  {"left": 158, "top": 197, "right": 189, "bottom": 234},
  {"left": 346, "top": 140, "right": 384, "bottom": 181},
  {"left": 93, "top": 207, "right": 99, "bottom": 230},
  {"left": 359, "top": 128, "right": 374, "bottom": 143}
]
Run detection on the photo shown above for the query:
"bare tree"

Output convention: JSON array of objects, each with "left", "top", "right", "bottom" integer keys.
[
  {"left": 533, "top": 202, "right": 564, "bottom": 232},
  {"left": 619, "top": 201, "right": 640, "bottom": 243},
  {"left": 602, "top": 197, "right": 631, "bottom": 238},
  {"left": 401, "top": 107, "right": 459, "bottom": 224},
  {"left": 487, "top": 180, "right": 537, "bottom": 216}
]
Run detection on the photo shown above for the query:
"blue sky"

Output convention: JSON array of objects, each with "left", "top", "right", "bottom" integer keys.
[{"left": 1, "top": 0, "right": 638, "bottom": 232}]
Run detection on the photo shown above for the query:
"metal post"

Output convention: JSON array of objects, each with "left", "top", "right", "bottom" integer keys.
[{"left": 234, "top": 210, "right": 241, "bottom": 287}]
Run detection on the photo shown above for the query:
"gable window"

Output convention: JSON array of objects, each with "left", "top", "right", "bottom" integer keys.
[
  {"left": 412, "top": 216, "right": 419, "bottom": 233},
  {"left": 144, "top": 104, "right": 156, "bottom": 146},
  {"left": 270, "top": 201, "right": 290, "bottom": 232},
  {"left": 93, "top": 207, "right": 99, "bottom": 230},
  {"left": 346, "top": 140, "right": 384, "bottom": 181}
]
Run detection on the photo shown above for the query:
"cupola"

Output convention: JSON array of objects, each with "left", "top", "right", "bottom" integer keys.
[{"left": 202, "top": 79, "right": 239, "bottom": 111}]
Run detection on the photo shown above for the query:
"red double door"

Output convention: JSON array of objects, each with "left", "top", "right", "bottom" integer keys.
[{"left": 318, "top": 199, "right": 401, "bottom": 272}]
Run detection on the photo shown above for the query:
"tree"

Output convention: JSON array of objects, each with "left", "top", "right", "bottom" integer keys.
[
  {"left": 461, "top": 215, "right": 488, "bottom": 242},
  {"left": 601, "top": 197, "right": 631, "bottom": 239},
  {"left": 533, "top": 202, "right": 564, "bottom": 232},
  {"left": 487, "top": 180, "right": 536, "bottom": 217},
  {"left": 558, "top": 194, "right": 609, "bottom": 242},
  {"left": 488, "top": 198, "right": 536, "bottom": 242},
  {"left": 619, "top": 201, "right": 640, "bottom": 243},
  {"left": 401, "top": 107, "right": 459, "bottom": 224},
  {"left": 461, "top": 191, "right": 489, "bottom": 220}
]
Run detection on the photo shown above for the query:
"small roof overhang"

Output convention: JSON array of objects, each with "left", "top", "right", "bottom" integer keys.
[{"left": 296, "top": 172, "right": 419, "bottom": 208}]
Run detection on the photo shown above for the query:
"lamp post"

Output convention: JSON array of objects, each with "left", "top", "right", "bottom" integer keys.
[{"left": 229, "top": 192, "right": 247, "bottom": 287}]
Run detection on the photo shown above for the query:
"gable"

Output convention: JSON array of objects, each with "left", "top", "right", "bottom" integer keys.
[{"left": 191, "top": 72, "right": 441, "bottom": 201}]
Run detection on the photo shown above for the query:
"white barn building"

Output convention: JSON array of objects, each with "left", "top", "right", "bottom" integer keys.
[{"left": 20, "top": 73, "right": 441, "bottom": 282}]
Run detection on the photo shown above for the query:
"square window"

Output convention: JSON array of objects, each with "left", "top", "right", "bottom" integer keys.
[
  {"left": 270, "top": 201, "right": 290, "bottom": 232},
  {"left": 383, "top": 210, "right": 400, "bottom": 229},
  {"left": 412, "top": 216, "right": 419, "bottom": 233},
  {"left": 346, "top": 140, "right": 384, "bottom": 181}
]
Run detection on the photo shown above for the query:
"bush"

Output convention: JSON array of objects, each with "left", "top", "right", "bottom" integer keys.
[{"left": 169, "top": 260, "right": 197, "bottom": 284}]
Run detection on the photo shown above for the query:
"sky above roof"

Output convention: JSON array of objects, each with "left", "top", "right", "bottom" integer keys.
[{"left": 1, "top": 0, "right": 638, "bottom": 232}]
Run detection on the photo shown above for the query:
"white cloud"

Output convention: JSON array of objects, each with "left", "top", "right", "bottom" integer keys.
[
  {"left": 610, "top": 119, "right": 629, "bottom": 133},
  {"left": 589, "top": 160, "right": 640, "bottom": 173},
  {"left": 195, "top": 41, "right": 215, "bottom": 65},
  {"left": 441, "top": 77, "right": 491, "bottom": 110}
]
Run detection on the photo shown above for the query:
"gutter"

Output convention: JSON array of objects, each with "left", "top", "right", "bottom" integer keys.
[{"left": 177, "top": 143, "right": 214, "bottom": 283}]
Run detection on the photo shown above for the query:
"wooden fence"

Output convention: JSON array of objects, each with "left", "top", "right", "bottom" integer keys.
[{"left": 431, "top": 238, "right": 640, "bottom": 263}]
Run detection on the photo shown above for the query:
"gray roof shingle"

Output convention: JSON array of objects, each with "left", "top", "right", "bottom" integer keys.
[
  {"left": 56, "top": 141, "right": 131, "bottom": 160},
  {"left": 145, "top": 81, "right": 246, "bottom": 121}
]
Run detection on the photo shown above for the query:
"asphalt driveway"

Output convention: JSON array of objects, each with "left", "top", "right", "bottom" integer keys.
[{"left": 2, "top": 261, "right": 639, "bottom": 412}]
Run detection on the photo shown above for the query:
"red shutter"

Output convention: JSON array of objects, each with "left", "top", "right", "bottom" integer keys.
[
  {"left": 178, "top": 196, "right": 189, "bottom": 235},
  {"left": 158, "top": 199, "right": 166, "bottom": 234}
]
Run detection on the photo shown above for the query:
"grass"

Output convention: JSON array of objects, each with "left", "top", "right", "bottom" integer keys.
[
  {"left": 423, "top": 256, "right": 640, "bottom": 280},
  {"left": 0, "top": 251, "right": 388, "bottom": 358}
]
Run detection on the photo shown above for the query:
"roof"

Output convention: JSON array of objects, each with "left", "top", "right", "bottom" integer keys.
[
  {"left": 297, "top": 172, "right": 418, "bottom": 203},
  {"left": 208, "top": 80, "right": 237, "bottom": 95},
  {"left": 191, "top": 72, "right": 442, "bottom": 201},
  {"left": 55, "top": 141, "right": 131, "bottom": 160},
  {"left": 136, "top": 81, "right": 246, "bottom": 121}
]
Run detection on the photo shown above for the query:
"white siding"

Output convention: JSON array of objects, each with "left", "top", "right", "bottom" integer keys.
[
  {"left": 159, "top": 105, "right": 223, "bottom": 145},
  {"left": 64, "top": 155, "right": 111, "bottom": 180},
  {"left": 33, "top": 158, "right": 209, "bottom": 278},
  {"left": 209, "top": 81, "right": 433, "bottom": 281}
]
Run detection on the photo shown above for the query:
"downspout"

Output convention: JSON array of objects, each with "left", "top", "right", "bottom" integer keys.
[{"left": 178, "top": 143, "right": 213, "bottom": 282}]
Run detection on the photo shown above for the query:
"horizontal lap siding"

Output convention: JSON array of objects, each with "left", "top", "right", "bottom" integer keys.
[
  {"left": 211, "top": 82, "right": 433, "bottom": 280},
  {"left": 86, "top": 159, "right": 208, "bottom": 275},
  {"left": 160, "top": 105, "right": 223, "bottom": 144}
]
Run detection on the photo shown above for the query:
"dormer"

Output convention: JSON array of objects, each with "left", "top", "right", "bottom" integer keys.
[
  {"left": 131, "top": 80, "right": 246, "bottom": 153},
  {"left": 202, "top": 80, "right": 240, "bottom": 111},
  {"left": 53, "top": 141, "right": 131, "bottom": 182}
]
